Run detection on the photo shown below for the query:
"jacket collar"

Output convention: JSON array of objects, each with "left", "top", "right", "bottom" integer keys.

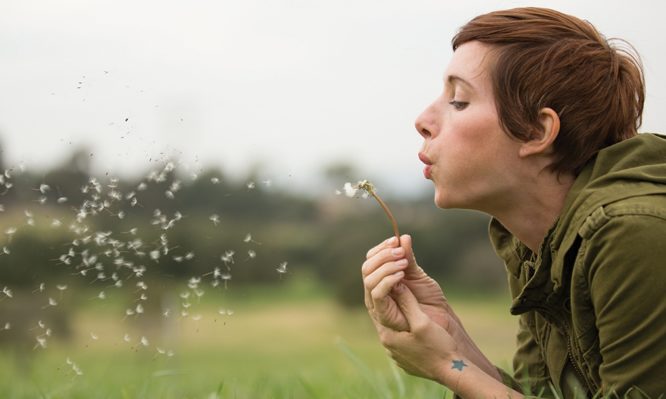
[{"left": 489, "top": 133, "right": 666, "bottom": 314}]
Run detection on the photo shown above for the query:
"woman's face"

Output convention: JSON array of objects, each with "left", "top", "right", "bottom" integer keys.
[{"left": 415, "top": 41, "right": 522, "bottom": 211}]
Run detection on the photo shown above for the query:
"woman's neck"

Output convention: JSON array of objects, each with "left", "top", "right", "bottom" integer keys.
[{"left": 492, "top": 172, "right": 575, "bottom": 254}]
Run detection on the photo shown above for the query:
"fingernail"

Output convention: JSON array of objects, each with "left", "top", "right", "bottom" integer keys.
[
  {"left": 395, "top": 259, "right": 408, "bottom": 267},
  {"left": 391, "top": 247, "right": 404, "bottom": 256}
]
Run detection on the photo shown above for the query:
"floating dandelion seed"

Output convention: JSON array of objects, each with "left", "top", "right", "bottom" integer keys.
[
  {"left": 38, "top": 196, "right": 47, "bottom": 204},
  {"left": 3, "top": 322, "right": 10, "bottom": 330},
  {"left": 221, "top": 250, "right": 235, "bottom": 265},
  {"left": 90, "top": 332, "right": 98, "bottom": 340},
  {"left": 191, "top": 314, "right": 202, "bottom": 321},
  {"left": 276, "top": 261, "right": 288, "bottom": 274},
  {"left": 247, "top": 250, "right": 256, "bottom": 259},
  {"left": 57, "top": 196, "right": 68, "bottom": 204},
  {"left": 210, "top": 177, "right": 219, "bottom": 184},
  {"left": 39, "top": 184, "right": 50, "bottom": 194},
  {"left": 34, "top": 336, "right": 47, "bottom": 349},
  {"left": 246, "top": 181, "right": 255, "bottom": 190},
  {"left": 5, "top": 227, "right": 17, "bottom": 236},
  {"left": 47, "top": 297, "right": 57, "bottom": 307},
  {"left": 56, "top": 284, "right": 67, "bottom": 291},
  {"left": 343, "top": 180, "right": 401, "bottom": 242},
  {"left": 209, "top": 214, "right": 220, "bottom": 226},
  {"left": 1, "top": 247, "right": 9, "bottom": 255},
  {"left": 51, "top": 219, "right": 62, "bottom": 228},
  {"left": 2, "top": 286, "right": 12, "bottom": 298},
  {"left": 165, "top": 190, "right": 174, "bottom": 199},
  {"left": 97, "top": 291, "right": 106, "bottom": 300}
]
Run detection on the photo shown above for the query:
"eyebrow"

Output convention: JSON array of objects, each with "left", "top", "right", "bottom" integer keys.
[{"left": 445, "top": 75, "right": 475, "bottom": 91}]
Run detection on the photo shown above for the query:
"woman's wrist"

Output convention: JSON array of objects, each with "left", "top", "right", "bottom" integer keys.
[{"left": 436, "top": 355, "right": 523, "bottom": 399}]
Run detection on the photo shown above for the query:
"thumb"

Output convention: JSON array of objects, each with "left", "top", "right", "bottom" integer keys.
[
  {"left": 399, "top": 234, "right": 419, "bottom": 272},
  {"left": 392, "top": 283, "right": 428, "bottom": 331}
]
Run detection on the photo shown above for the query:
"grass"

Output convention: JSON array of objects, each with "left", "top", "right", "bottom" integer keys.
[{"left": 0, "top": 277, "right": 517, "bottom": 398}]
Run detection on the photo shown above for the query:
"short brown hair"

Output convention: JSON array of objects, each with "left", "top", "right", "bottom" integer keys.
[{"left": 452, "top": 7, "right": 645, "bottom": 175}]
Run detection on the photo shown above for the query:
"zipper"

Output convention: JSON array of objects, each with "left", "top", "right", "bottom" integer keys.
[{"left": 530, "top": 304, "right": 599, "bottom": 395}]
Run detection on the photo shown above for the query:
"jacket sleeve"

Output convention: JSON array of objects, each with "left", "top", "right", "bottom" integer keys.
[{"left": 586, "top": 213, "right": 666, "bottom": 398}]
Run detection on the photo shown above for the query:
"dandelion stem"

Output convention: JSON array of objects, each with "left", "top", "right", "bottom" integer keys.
[
  {"left": 369, "top": 191, "right": 400, "bottom": 242},
  {"left": 355, "top": 180, "right": 400, "bottom": 242}
]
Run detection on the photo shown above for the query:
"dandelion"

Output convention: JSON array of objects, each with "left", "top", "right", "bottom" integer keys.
[
  {"left": 34, "top": 336, "right": 47, "bottom": 349},
  {"left": 221, "top": 250, "right": 235, "bottom": 266},
  {"left": 343, "top": 180, "right": 401, "bottom": 242},
  {"left": 276, "top": 261, "right": 288, "bottom": 274}
]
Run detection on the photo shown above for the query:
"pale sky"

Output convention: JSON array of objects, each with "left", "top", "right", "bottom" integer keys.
[{"left": 1, "top": 0, "right": 664, "bottom": 197}]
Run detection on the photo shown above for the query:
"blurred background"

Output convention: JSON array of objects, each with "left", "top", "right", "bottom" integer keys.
[{"left": 1, "top": 0, "right": 664, "bottom": 397}]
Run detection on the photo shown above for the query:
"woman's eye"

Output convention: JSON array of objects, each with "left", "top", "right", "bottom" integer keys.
[{"left": 448, "top": 100, "right": 469, "bottom": 111}]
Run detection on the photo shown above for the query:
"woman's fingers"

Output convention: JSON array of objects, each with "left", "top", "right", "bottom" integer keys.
[
  {"left": 371, "top": 270, "right": 405, "bottom": 315},
  {"left": 366, "top": 236, "right": 399, "bottom": 259},
  {"left": 363, "top": 258, "right": 408, "bottom": 290},
  {"left": 362, "top": 246, "right": 406, "bottom": 278}
]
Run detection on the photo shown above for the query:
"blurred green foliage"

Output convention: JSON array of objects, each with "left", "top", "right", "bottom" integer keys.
[{"left": 0, "top": 147, "right": 507, "bottom": 311}]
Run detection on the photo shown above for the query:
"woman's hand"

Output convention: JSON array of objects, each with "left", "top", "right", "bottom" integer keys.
[{"left": 361, "top": 234, "right": 502, "bottom": 383}]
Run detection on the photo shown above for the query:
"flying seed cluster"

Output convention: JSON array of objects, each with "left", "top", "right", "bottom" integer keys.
[{"left": 0, "top": 162, "right": 289, "bottom": 373}]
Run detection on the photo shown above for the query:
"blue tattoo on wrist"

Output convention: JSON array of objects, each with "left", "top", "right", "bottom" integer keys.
[{"left": 451, "top": 360, "right": 467, "bottom": 371}]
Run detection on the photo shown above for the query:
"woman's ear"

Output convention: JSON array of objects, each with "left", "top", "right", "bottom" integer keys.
[{"left": 518, "top": 107, "right": 560, "bottom": 158}]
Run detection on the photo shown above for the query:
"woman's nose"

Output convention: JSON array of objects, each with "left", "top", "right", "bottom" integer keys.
[{"left": 415, "top": 102, "right": 437, "bottom": 139}]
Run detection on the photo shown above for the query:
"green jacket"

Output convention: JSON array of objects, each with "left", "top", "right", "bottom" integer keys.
[{"left": 489, "top": 133, "right": 666, "bottom": 398}]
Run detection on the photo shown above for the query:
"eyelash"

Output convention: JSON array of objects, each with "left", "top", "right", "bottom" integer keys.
[{"left": 448, "top": 100, "right": 469, "bottom": 111}]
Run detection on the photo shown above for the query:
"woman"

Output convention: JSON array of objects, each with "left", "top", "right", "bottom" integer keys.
[{"left": 361, "top": 7, "right": 665, "bottom": 398}]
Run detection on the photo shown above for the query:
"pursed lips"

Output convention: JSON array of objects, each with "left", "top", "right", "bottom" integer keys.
[{"left": 418, "top": 152, "right": 433, "bottom": 179}]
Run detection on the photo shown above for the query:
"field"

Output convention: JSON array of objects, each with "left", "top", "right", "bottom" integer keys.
[{"left": 0, "top": 277, "right": 517, "bottom": 398}]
